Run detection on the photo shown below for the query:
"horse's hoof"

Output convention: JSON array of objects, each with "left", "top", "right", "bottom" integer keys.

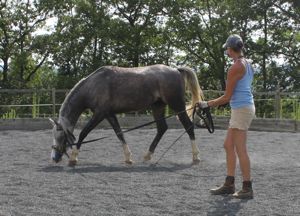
[
  {"left": 143, "top": 151, "right": 152, "bottom": 161},
  {"left": 125, "top": 160, "right": 134, "bottom": 165},
  {"left": 144, "top": 155, "right": 151, "bottom": 161},
  {"left": 68, "top": 160, "right": 77, "bottom": 167},
  {"left": 192, "top": 158, "right": 200, "bottom": 165}
]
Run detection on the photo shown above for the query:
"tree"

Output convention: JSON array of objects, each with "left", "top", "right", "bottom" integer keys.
[
  {"left": 0, "top": 0, "right": 51, "bottom": 88},
  {"left": 0, "top": 0, "right": 299, "bottom": 92},
  {"left": 109, "top": 0, "right": 170, "bottom": 67},
  {"left": 166, "top": 0, "right": 236, "bottom": 90}
]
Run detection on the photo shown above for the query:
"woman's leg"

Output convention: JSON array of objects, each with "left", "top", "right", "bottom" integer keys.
[
  {"left": 224, "top": 128, "right": 237, "bottom": 177},
  {"left": 210, "top": 128, "right": 236, "bottom": 195},
  {"left": 232, "top": 128, "right": 251, "bottom": 181},
  {"left": 231, "top": 128, "right": 253, "bottom": 199}
]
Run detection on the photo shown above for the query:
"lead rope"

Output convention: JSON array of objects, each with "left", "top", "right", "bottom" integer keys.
[
  {"left": 70, "top": 106, "right": 196, "bottom": 147},
  {"left": 152, "top": 124, "right": 193, "bottom": 166},
  {"left": 61, "top": 103, "right": 214, "bottom": 163},
  {"left": 152, "top": 104, "right": 214, "bottom": 166}
]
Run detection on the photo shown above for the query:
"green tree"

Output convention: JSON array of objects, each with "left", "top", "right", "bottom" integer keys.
[
  {"left": 109, "top": 0, "right": 171, "bottom": 67},
  {"left": 166, "top": 0, "right": 235, "bottom": 90},
  {"left": 0, "top": 0, "right": 51, "bottom": 88},
  {"left": 0, "top": 0, "right": 299, "bottom": 92}
]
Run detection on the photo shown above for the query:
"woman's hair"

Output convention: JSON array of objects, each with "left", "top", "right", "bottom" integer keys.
[
  {"left": 231, "top": 40, "right": 244, "bottom": 53},
  {"left": 223, "top": 34, "right": 245, "bottom": 53}
]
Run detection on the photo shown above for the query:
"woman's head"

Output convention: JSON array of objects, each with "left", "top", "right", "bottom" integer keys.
[{"left": 223, "top": 34, "right": 244, "bottom": 58}]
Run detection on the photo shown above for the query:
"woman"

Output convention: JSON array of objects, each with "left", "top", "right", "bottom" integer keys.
[{"left": 199, "top": 34, "right": 255, "bottom": 199}]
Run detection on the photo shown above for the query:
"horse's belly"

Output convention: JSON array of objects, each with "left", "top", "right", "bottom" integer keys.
[{"left": 112, "top": 94, "right": 157, "bottom": 113}]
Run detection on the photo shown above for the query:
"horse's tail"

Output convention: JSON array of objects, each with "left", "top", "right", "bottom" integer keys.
[{"left": 178, "top": 67, "right": 204, "bottom": 117}]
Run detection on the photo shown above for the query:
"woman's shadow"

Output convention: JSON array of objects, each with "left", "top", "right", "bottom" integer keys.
[{"left": 207, "top": 195, "right": 250, "bottom": 216}]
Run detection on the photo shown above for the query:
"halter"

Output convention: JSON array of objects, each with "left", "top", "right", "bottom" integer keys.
[{"left": 51, "top": 128, "right": 72, "bottom": 158}]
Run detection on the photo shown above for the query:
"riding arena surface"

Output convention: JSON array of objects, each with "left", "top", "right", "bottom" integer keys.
[{"left": 0, "top": 128, "right": 299, "bottom": 216}]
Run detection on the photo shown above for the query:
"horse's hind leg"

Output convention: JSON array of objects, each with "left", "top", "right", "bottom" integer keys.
[
  {"left": 144, "top": 104, "right": 168, "bottom": 161},
  {"left": 107, "top": 114, "right": 133, "bottom": 164},
  {"left": 177, "top": 111, "right": 200, "bottom": 163},
  {"left": 69, "top": 112, "right": 105, "bottom": 166}
]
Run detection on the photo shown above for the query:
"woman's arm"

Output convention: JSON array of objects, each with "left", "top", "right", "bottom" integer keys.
[{"left": 207, "top": 61, "right": 246, "bottom": 108}]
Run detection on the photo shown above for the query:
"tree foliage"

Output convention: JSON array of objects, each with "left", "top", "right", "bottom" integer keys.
[{"left": 0, "top": 0, "right": 299, "bottom": 91}]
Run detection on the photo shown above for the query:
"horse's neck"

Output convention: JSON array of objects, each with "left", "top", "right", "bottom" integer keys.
[{"left": 58, "top": 96, "right": 84, "bottom": 132}]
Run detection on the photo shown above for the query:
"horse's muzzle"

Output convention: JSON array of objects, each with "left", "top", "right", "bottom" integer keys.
[{"left": 51, "top": 150, "right": 63, "bottom": 163}]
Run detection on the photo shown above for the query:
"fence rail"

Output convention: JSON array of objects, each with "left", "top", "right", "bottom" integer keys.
[{"left": 0, "top": 88, "right": 299, "bottom": 120}]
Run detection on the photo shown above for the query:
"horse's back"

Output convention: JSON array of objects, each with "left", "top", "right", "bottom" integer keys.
[
  {"left": 85, "top": 64, "right": 182, "bottom": 91},
  {"left": 98, "top": 64, "right": 179, "bottom": 75},
  {"left": 81, "top": 64, "right": 185, "bottom": 112}
]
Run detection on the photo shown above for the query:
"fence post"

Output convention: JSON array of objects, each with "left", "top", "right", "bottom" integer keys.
[
  {"left": 52, "top": 88, "right": 56, "bottom": 118},
  {"left": 274, "top": 84, "right": 281, "bottom": 119}
]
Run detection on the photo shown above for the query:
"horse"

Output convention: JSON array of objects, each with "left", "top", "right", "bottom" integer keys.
[{"left": 49, "top": 64, "right": 204, "bottom": 166}]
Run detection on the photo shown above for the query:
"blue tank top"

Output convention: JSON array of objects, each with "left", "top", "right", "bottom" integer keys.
[{"left": 230, "top": 61, "right": 254, "bottom": 109}]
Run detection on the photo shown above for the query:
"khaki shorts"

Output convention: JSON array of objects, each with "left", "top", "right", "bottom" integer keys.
[{"left": 229, "top": 105, "right": 255, "bottom": 130}]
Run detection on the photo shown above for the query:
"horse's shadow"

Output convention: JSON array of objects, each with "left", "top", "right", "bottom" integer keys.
[
  {"left": 207, "top": 195, "right": 250, "bottom": 216},
  {"left": 39, "top": 161, "right": 195, "bottom": 174}
]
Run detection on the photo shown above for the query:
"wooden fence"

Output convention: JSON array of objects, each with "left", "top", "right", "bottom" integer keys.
[
  {"left": 0, "top": 116, "right": 299, "bottom": 132},
  {"left": 0, "top": 88, "right": 300, "bottom": 120}
]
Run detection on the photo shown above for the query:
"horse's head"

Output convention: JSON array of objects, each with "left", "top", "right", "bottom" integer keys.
[{"left": 49, "top": 118, "right": 76, "bottom": 163}]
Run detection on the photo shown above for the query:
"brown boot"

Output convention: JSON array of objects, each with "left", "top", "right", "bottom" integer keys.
[
  {"left": 210, "top": 176, "right": 235, "bottom": 195},
  {"left": 233, "top": 181, "right": 253, "bottom": 199}
]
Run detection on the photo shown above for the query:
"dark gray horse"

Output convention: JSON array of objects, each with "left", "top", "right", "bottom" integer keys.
[{"left": 50, "top": 64, "right": 203, "bottom": 166}]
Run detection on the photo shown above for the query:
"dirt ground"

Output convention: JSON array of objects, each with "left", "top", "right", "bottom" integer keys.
[{"left": 0, "top": 128, "right": 299, "bottom": 216}]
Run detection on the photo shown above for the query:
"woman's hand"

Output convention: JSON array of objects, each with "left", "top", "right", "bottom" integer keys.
[{"left": 199, "top": 101, "right": 209, "bottom": 108}]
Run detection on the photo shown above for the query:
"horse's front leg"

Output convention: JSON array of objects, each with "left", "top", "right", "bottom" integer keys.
[
  {"left": 69, "top": 113, "right": 104, "bottom": 166},
  {"left": 107, "top": 115, "right": 133, "bottom": 164}
]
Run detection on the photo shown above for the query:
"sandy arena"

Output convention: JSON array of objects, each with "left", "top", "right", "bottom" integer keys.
[{"left": 0, "top": 128, "right": 299, "bottom": 216}]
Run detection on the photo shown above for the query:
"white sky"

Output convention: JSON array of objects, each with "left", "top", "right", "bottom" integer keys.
[{"left": 33, "top": 17, "right": 58, "bottom": 36}]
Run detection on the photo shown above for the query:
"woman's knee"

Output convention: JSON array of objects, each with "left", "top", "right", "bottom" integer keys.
[{"left": 223, "top": 140, "right": 234, "bottom": 152}]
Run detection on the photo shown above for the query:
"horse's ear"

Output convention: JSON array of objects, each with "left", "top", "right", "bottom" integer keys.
[
  {"left": 49, "top": 118, "right": 63, "bottom": 130},
  {"left": 49, "top": 118, "right": 58, "bottom": 127}
]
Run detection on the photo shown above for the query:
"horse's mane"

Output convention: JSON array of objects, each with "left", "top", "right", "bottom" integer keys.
[{"left": 59, "top": 68, "right": 103, "bottom": 118}]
